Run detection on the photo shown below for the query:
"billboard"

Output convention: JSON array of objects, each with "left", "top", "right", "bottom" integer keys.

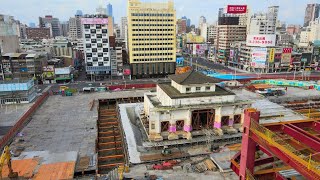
[
  {"left": 55, "top": 67, "right": 71, "bottom": 75},
  {"left": 81, "top": 18, "right": 108, "bottom": 24},
  {"left": 251, "top": 48, "right": 267, "bottom": 68},
  {"left": 269, "top": 48, "right": 275, "bottom": 63},
  {"left": 227, "top": 5, "right": 247, "bottom": 14},
  {"left": 246, "top": 35, "right": 276, "bottom": 47},
  {"left": 230, "top": 50, "right": 234, "bottom": 58},
  {"left": 176, "top": 57, "right": 184, "bottom": 66},
  {"left": 281, "top": 48, "right": 292, "bottom": 64},
  {"left": 43, "top": 65, "right": 54, "bottom": 72}
]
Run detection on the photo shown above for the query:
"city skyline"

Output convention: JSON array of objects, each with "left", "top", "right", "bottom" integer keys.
[{"left": 0, "top": 0, "right": 319, "bottom": 26}]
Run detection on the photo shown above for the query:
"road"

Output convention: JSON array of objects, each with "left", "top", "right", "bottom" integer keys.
[{"left": 184, "top": 57, "right": 320, "bottom": 80}]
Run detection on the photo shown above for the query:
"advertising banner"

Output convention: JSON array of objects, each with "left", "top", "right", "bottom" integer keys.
[
  {"left": 246, "top": 35, "right": 276, "bottom": 47},
  {"left": 269, "top": 48, "right": 275, "bottom": 63},
  {"left": 281, "top": 48, "right": 292, "bottom": 64},
  {"left": 43, "top": 65, "right": 54, "bottom": 72},
  {"left": 81, "top": 18, "right": 108, "bottom": 24},
  {"left": 230, "top": 50, "right": 234, "bottom": 58},
  {"left": 251, "top": 48, "right": 267, "bottom": 68},
  {"left": 176, "top": 57, "right": 184, "bottom": 66},
  {"left": 227, "top": 5, "right": 247, "bottom": 14},
  {"left": 55, "top": 67, "right": 71, "bottom": 75}
]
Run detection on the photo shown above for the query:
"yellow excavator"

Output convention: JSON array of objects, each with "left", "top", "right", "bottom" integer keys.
[{"left": 0, "top": 146, "right": 18, "bottom": 179}]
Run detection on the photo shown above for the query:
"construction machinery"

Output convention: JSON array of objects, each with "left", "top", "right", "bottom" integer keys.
[{"left": 0, "top": 146, "right": 18, "bottom": 179}]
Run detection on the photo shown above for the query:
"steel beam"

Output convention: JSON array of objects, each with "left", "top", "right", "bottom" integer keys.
[
  {"left": 239, "top": 109, "right": 260, "bottom": 179},
  {"left": 313, "top": 122, "right": 320, "bottom": 132},
  {"left": 282, "top": 124, "right": 320, "bottom": 152},
  {"left": 250, "top": 132, "right": 320, "bottom": 179}
]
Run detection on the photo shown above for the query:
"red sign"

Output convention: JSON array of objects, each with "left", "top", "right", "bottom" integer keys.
[
  {"left": 123, "top": 69, "right": 131, "bottom": 75},
  {"left": 282, "top": 48, "right": 292, "bottom": 54},
  {"left": 227, "top": 5, "right": 247, "bottom": 14}
]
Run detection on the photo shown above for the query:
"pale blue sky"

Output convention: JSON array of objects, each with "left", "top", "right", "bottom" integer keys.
[{"left": 0, "top": 0, "right": 319, "bottom": 26}]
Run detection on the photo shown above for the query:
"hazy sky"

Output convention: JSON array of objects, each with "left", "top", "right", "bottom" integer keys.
[{"left": 0, "top": 0, "right": 319, "bottom": 26}]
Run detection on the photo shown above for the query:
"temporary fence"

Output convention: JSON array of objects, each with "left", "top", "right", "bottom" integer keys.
[
  {"left": 251, "top": 79, "right": 320, "bottom": 91},
  {"left": 0, "top": 92, "right": 49, "bottom": 150}
]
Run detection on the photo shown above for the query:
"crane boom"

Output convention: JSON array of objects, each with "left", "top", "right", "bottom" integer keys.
[{"left": 0, "top": 146, "right": 18, "bottom": 179}]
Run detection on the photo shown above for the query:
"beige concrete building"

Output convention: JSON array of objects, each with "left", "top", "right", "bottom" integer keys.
[
  {"left": 128, "top": 0, "right": 176, "bottom": 78},
  {"left": 216, "top": 25, "right": 247, "bottom": 63},
  {"left": 143, "top": 71, "right": 251, "bottom": 141}
]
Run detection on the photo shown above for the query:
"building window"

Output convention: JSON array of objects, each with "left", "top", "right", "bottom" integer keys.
[
  {"left": 103, "top": 57, "right": 109, "bottom": 61},
  {"left": 196, "top": 87, "right": 201, "bottom": 91},
  {"left": 102, "top": 39, "right": 108, "bottom": 43},
  {"left": 98, "top": 53, "right": 103, "bottom": 57},
  {"left": 86, "top": 44, "right": 91, "bottom": 48},
  {"left": 86, "top": 53, "right": 92, "bottom": 57},
  {"left": 91, "top": 39, "right": 97, "bottom": 43},
  {"left": 102, "top": 29, "right": 108, "bottom": 33},
  {"left": 92, "top": 57, "right": 98, "bottom": 61},
  {"left": 84, "top": 24, "right": 90, "bottom": 29},
  {"left": 186, "top": 87, "right": 190, "bottom": 92},
  {"left": 98, "top": 62, "right": 103, "bottom": 66},
  {"left": 92, "top": 48, "right": 97, "bottom": 52},
  {"left": 96, "top": 34, "right": 102, "bottom": 38},
  {"left": 103, "top": 48, "right": 109, "bottom": 52},
  {"left": 97, "top": 43, "right": 102, "bottom": 48},
  {"left": 90, "top": 29, "right": 96, "bottom": 33},
  {"left": 206, "top": 86, "right": 211, "bottom": 90},
  {"left": 87, "top": 62, "right": 92, "bottom": 66},
  {"left": 96, "top": 24, "right": 101, "bottom": 29}
]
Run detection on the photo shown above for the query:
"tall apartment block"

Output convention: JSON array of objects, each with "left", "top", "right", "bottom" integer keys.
[
  {"left": 128, "top": 0, "right": 176, "bottom": 78},
  {"left": 216, "top": 16, "right": 246, "bottom": 64},
  {"left": 304, "top": 4, "right": 320, "bottom": 27},
  {"left": 39, "top": 15, "right": 61, "bottom": 37},
  {"left": 248, "top": 6, "right": 279, "bottom": 35},
  {"left": 81, "top": 15, "right": 111, "bottom": 80},
  {"left": 69, "top": 14, "right": 83, "bottom": 40}
]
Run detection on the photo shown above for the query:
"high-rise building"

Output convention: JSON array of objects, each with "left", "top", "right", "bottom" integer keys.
[
  {"left": 310, "top": 18, "right": 320, "bottom": 42},
  {"left": 181, "top": 16, "right": 191, "bottom": 27},
  {"left": 177, "top": 18, "right": 187, "bottom": 34},
  {"left": 29, "top": 22, "right": 36, "bottom": 28},
  {"left": 286, "top": 24, "right": 301, "bottom": 35},
  {"left": 39, "top": 15, "right": 61, "bottom": 37},
  {"left": 68, "top": 14, "right": 83, "bottom": 40},
  {"left": 120, "top": 17, "right": 128, "bottom": 39},
  {"left": 199, "top": 16, "right": 207, "bottom": 28},
  {"left": 81, "top": 14, "right": 111, "bottom": 79},
  {"left": 106, "top": 3, "right": 113, "bottom": 17},
  {"left": 248, "top": 6, "right": 279, "bottom": 35},
  {"left": 75, "top": 10, "right": 83, "bottom": 16},
  {"left": 304, "top": 4, "right": 320, "bottom": 27},
  {"left": 114, "top": 24, "right": 121, "bottom": 38},
  {"left": 218, "top": 8, "right": 224, "bottom": 17},
  {"left": 61, "top": 21, "right": 69, "bottom": 37},
  {"left": 128, "top": 0, "right": 176, "bottom": 78},
  {"left": 207, "top": 24, "right": 216, "bottom": 43},
  {"left": 200, "top": 23, "right": 208, "bottom": 42},
  {"left": 0, "top": 14, "right": 20, "bottom": 54}
]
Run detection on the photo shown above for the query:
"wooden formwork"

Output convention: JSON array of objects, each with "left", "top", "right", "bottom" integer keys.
[{"left": 96, "top": 96, "right": 144, "bottom": 174}]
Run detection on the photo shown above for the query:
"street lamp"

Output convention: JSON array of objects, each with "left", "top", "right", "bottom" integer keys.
[{"left": 293, "top": 65, "right": 297, "bottom": 80}]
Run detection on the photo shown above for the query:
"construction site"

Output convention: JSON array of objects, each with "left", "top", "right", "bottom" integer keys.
[{"left": 0, "top": 72, "right": 320, "bottom": 179}]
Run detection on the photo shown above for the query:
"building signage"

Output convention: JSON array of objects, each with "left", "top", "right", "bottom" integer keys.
[
  {"left": 227, "top": 5, "right": 247, "bottom": 14},
  {"left": 230, "top": 50, "right": 234, "bottom": 58},
  {"left": 176, "top": 57, "right": 184, "bottom": 66},
  {"left": 55, "top": 67, "right": 71, "bottom": 75},
  {"left": 81, "top": 18, "right": 108, "bottom": 25},
  {"left": 43, "top": 65, "right": 54, "bottom": 72},
  {"left": 269, "top": 48, "right": 275, "bottom": 63},
  {"left": 246, "top": 35, "right": 276, "bottom": 47},
  {"left": 281, "top": 48, "right": 292, "bottom": 64},
  {"left": 251, "top": 48, "right": 267, "bottom": 68}
]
